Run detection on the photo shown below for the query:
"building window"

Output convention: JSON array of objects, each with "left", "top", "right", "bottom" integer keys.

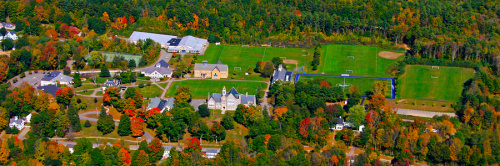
[
  {"left": 228, "top": 99, "right": 235, "bottom": 106},
  {"left": 208, "top": 101, "right": 215, "bottom": 107}
]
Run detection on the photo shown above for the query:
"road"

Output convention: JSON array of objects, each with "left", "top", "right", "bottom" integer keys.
[
  {"left": 396, "top": 108, "right": 456, "bottom": 118},
  {"left": 79, "top": 111, "right": 153, "bottom": 143}
]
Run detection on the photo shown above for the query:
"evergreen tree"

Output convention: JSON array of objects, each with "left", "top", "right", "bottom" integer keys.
[
  {"left": 118, "top": 114, "right": 131, "bottom": 136},
  {"left": 67, "top": 98, "right": 82, "bottom": 132},
  {"left": 97, "top": 106, "right": 114, "bottom": 135},
  {"left": 198, "top": 104, "right": 210, "bottom": 117},
  {"left": 72, "top": 73, "right": 82, "bottom": 88},
  {"left": 84, "top": 120, "right": 91, "bottom": 128},
  {"left": 128, "top": 59, "right": 136, "bottom": 68},
  {"left": 100, "top": 67, "right": 111, "bottom": 77},
  {"left": 221, "top": 113, "right": 234, "bottom": 130},
  {"left": 90, "top": 148, "right": 104, "bottom": 166}
]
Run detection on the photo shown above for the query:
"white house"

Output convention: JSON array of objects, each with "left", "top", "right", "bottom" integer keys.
[
  {"left": 205, "top": 149, "right": 220, "bottom": 159},
  {"left": 9, "top": 116, "right": 26, "bottom": 130},
  {"left": 147, "top": 97, "right": 175, "bottom": 113},
  {"left": 5, "top": 31, "right": 17, "bottom": 40},
  {"left": 140, "top": 60, "right": 173, "bottom": 79},
  {"left": 128, "top": 31, "right": 177, "bottom": 48},
  {"left": 162, "top": 146, "right": 173, "bottom": 159},
  {"left": 41, "top": 71, "right": 73, "bottom": 86},
  {"left": 102, "top": 78, "right": 120, "bottom": 91},
  {"left": 0, "top": 22, "right": 15, "bottom": 30},
  {"left": 334, "top": 116, "right": 345, "bottom": 130}
]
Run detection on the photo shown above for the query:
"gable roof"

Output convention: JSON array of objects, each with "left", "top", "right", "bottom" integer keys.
[
  {"left": 42, "top": 71, "right": 73, "bottom": 83},
  {"left": 37, "top": 84, "right": 60, "bottom": 96},
  {"left": 272, "top": 64, "right": 294, "bottom": 84},
  {"left": 240, "top": 95, "right": 256, "bottom": 104},
  {"left": 9, "top": 118, "right": 24, "bottom": 125},
  {"left": 128, "top": 31, "right": 177, "bottom": 46},
  {"left": 194, "top": 63, "right": 228, "bottom": 72},
  {"left": 103, "top": 79, "right": 120, "bottom": 87},
  {"left": 226, "top": 87, "right": 240, "bottom": 98},
  {"left": 156, "top": 60, "right": 169, "bottom": 68},
  {"left": 165, "top": 97, "right": 175, "bottom": 109},
  {"left": 141, "top": 66, "right": 173, "bottom": 75},
  {"left": 147, "top": 97, "right": 162, "bottom": 110},
  {"left": 209, "top": 93, "right": 222, "bottom": 103},
  {"left": 168, "top": 36, "right": 208, "bottom": 51}
]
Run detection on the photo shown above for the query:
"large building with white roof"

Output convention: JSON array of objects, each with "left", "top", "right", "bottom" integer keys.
[{"left": 128, "top": 31, "right": 208, "bottom": 54}]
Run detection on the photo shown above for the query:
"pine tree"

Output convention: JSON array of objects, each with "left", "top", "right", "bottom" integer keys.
[
  {"left": 90, "top": 148, "right": 104, "bottom": 166},
  {"left": 67, "top": 98, "right": 82, "bottom": 132},
  {"left": 118, "top": 114, "right": 131, "bottom": 136},
  {"left": 97, "top": 106, "right": 114, "bottom": 135},
  {"left": 134, "top": 150, "right": 149, "bottom": 166}
]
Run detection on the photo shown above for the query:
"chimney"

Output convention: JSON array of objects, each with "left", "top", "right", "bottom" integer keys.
[
  {"left": 202, "top": 60, "right": 208, "bottom": 66},
  {"left": 14, "top": 116, "right": 18, "bottom": 120},
  {"left": 278, "top": 64, "right": 283, "bottom": 71},
  {"left": 246, "top": 92, "right": 248, "bottom": 97}
]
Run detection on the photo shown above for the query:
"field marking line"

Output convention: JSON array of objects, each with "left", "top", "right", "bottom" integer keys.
[
  {"left": 218, "top": 45, "right": 226, "bottom": 62},
  {"left": 261, "top": 47, "right": 267, "bottom": 62}
]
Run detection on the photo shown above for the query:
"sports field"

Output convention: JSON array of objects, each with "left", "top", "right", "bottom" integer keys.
[
  {"left": 200, "top": 45, "right": 313, "bottom": 73},
  {"left": 98, "top": 51, "right": 142, "bottom": 66},
  {"left": 165, "top": 80, "right": 267, "bottom": 99},
  {"left": 317, "top": 45, "right": 404, "bottom": 77},
  {"left": 398, "top": 65, "right": 475, "bottom": 101},
  {"left": 298, "top": 75, "right": 393, "bottom": 98}
]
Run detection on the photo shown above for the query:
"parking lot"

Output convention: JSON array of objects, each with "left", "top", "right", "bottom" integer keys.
[{"left": 11, "top": 72, "right": 47, "bottom": 88}]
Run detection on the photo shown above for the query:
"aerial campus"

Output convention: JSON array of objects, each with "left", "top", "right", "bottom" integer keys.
[{"left": 0, "top": 1, "right": 497, "bottom": 165}]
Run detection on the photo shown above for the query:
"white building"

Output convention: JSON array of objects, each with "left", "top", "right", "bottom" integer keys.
[
  {"left": 102, "top": 78, "right": 120, "bottom": 91},
  {"left": 0, "top": 22, "right": 15, "bottom": 30},
  {"left": 140, "top": 60, "right": 173, "bottom": 79},
  {"left": 163, "top": 146, "right": 173, "bottom": 159},
  {"left": 41, "top": 71, "right": 73, "bottom": 86},
  {"left": 147, "top": 97, "right": 175, "bottom": 113},
  {"left": 5, "top": 31, "right": 17, "bottom": 40},
  {"left": 9, "top": 116, "right": 26, "bottom": 130},
  {"left": 205, "top": 149, "right": 220, "bottom": 159},
  {"left": 128, "top": 31, "right": 177, "bottom": 48},
  {"left": 167, "top": 35, "right": 208, "bottom": 54}
]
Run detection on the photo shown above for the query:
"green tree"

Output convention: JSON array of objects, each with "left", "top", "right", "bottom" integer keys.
[
  {"left": 90, "top": 148, "right": 104, "bottom": 166},
  {"left": 0, "top": 28, "right": 6, "bottom": 37},
  {"left": 100, "top": 67, "right": 110, "bottom": 77},
  {"left": 271, "top": 57, "right": 284, "bottom": 68},
  {"left": 1, "top": 38, "right": 14, "bottom": 50},
  {"left": 267, "top": 134, "right": 282, "bottom": 151},
  {"left": 261, "top": 62, "right": 275, "bottom": 78},
  {"left": 88, "top": 51, "right": 104, "bottom": 68},
  {"left": 221, "top": 112, "right": 235, "bottom": 130},
  {"left": 84, "top": 120, "right": 91, "bottom": 128},
  {"left": 128, "top": 59, "right": 136, "bottom": 68},
  {"left": 67, "top": 98, "right": 82, "bottom": 132},
  {"left": 118, "top": 114, "right": 131, "bottom": 136},
  {"left": 346, "top": 105, "right": 366, "bottom": 128},
  {"left": 72, "top": 73, "right": 82, "bottom": 88},
  {"left": 97, "top": 106, "right": 114, "bottom": 135},
  {"left": 198, "top": 104, "right": 210, "bottom": 117}
]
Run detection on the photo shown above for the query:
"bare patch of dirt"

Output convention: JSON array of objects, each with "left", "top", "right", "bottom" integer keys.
[
  {"left": 283, "top": 59, "right": 298, "bottom": 65},
  {"left": 378, "top": 51, "right": 404, "bottom": 59}
]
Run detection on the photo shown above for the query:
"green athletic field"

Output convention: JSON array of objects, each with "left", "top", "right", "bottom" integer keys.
[
  {"left": 165, "top": 80, "right": 267, "bottom": 99},
  {"left": 317, "top": 45, "right": 404, "bottom": 77},
  {"left": 200, "top": 44, "right": 313, "bottom": 73},
  {"left": 398, "top": 65, "right": 475, "bottom": 101},
  {"left": 299, "top": 75, "right": 393, "bottom": 97},
  {"left": 98, "top": 51, "right": 142, "bottom": 66}
]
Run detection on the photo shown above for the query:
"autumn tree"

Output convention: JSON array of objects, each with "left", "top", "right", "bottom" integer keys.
[
  {"left": 103, "top": 87, "right": 121, "bottom": 106},
  {"left": 133, "top": 150, "right": 149, "bottom": 165},
  {"left": 147, "top": 138, "right": 164, "bottom": 163},
  {"left": 272, "top": 107, "right": 288, "bottom": 120},
  {"left": 118, "top": 148, "right": 131, "bottom": 166},
  {"left": 371, "top": 81, "right": 388, "bottom": 96},
  {"left": 299, "top": 118, "right": 311, "bottom": 138},
  {"left": 221, "top": 112, "right": 235, "bottom": 130},
  {"left": 0, "top": 140, "right": 9, "bottom": 164},
  {"left": 174, "top": 85, "right": 192, "bottom": 103},
  {"left": 55, "top": 87, "right": 74, "bottom": 105},
  {"left": 130, "top": 116, "right": 144, "bottom": 137},
  {"left": 186, "top": 137, "right": 201, "bottom": 152},
  {"left": 87, "top": 51, "right": 104, "bottom": 68}
]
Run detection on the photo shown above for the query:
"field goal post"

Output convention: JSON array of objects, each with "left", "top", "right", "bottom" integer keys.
[
  {"left": 234, "top": 67, "right": 242, "bottom": 70},
  {"left": 242, "top": 45, "right": 250, "bottom": 47},
  {"left": 432, "top": 66, "right": 440, "bottom": 69},
  {"left": 280, "top": 57, "right": 286, "bottom": 59},
  {"left": 347, "top": 56, "right": 355, "bottom": 59},
  {"left": 346, "top": 70, "right": 353, "bottom": 74}
]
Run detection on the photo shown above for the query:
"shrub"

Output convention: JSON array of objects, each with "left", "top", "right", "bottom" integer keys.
[
  {"left": 20, "top": 72, "right": 26, "bottom": 78},
  {"left": 138, "top": 83, "right": 144, "bottom": 88},
  {"left": 412, "top": 101, "right": 417, "bottom": 105},
  {"left": 94, "top": 98, "right": 98, "bottom": 103},
  {"left": 84, "top": 120, "right": 92, "bottom": 128},
  {"left": 441, "top": 104, "right": 447, "bottom": 107},
  {"left": 432, "top": 103, "right": 436, "bottom": 107},
  {"left": 147, "top": 82, "right": 151, "bottom": 86}
]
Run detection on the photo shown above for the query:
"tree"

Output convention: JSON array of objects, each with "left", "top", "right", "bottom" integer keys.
[
  {"left": 118, "top": 114, "right": 131, "bottom": 136},
  {"left": 221, "top": 113, "right": 234, "bottom": 130},
  {"left": 267, "top": 134, "right": 282, "bottom": 151},
  {"left": 198, "top": 104, "right": 210, "bottom": 117},
  {"left": 211, "top": 121, "right": 226, "bottom": 142},
  {"left": 130, "top": 116, "right": 144, "bottom": 137},
  {"left": 0, "top": 140, "right": 9, "bottom": 164},
  {"left": 271, "top": 57, "right": 284, "bottom": 68},
  {"left": 55, "top": 87, "right": 74, "bottom": 105},
  {"left": 371, "top": 81, "right": 388, "bottom": 96},
  {"left": 346, "top": 105, "right": 366, "bottom": 128},
  {"left": 117, "top": 148, "right": 131, "bottom": 165},
  {"left": 147, "top": 138, "right": 164, "bottom": 163},
  {"left": 100, "top": 67, "right": 110, "bottom": 77},
  {"left": 72, "top": 73, "right": 82, "bottom": 88},
  {"left": 0, "top": 27, "right": 6, "bottom": 37},
  {"left": 128, "top": 59, "right": 136, "bottom": 68},
  {"left": 97, "top": 106, "right": 114, "bottom": 135},
  {"left": 84, "top": 120, "right": 91, "bottom": 128},
  {"left": 174, "top": 85, "right": 192, "bottom": 103},
  {"left": 261, "top": 61, "right": 274, "bottom": 78},
  {"left": 67, "top": 98, "right": 82, "bottom": 132},
  {"left": 90, "top": 148, "right": 104, "bottom": 166},
  {"left": 186, "top": 137, "right": 201, "bottom": 152},
  {"left": 0, "top": 110, "right": 8, "bottom": 131},
  {"left": 133, "top": 150, "right": 149, "bottom": 165},
  {"left": 346, "top": 86, "right": 362, "bottom": 111},
  {"left": 0, "top": 38, "right": 13, "bottom": 50},
  {"left": 88, "top": 51, "right": 104, "bottom": 68}
]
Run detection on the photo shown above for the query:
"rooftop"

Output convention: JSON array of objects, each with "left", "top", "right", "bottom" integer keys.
[
  {"left": 37, "top": 84, "right": 60, "bottom": 96},
  {"left": 128, "top": 31, "right": 177, "bottom": 46}
]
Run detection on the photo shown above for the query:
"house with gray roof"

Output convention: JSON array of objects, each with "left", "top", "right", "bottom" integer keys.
[
  {"left": 41, "top": 71, "right": 73, "bottom": 86},
  {"left": 271, "top": 64, "right": 294, "bottom": 84},
  {"left": 207, "top": 86, "right": 256, "bottom": 111},
  {"left": 37, "top": 84, "right": 60, "bottom": 97},
  {"left": 147, "top": 97, "right": 175, "bottom": 113},
  {"left": 204, "top": 149, "right": 220, "bottom": 159},
  {"left": 162, "top": 146, "right": 174, "bottom": 159},
  {"left": 140, "top": 60, "right": 173, "bottom": 79},
  {"left": 9, "top": 116, "right": 26, "bottom": 130},
  {"left": 102, "top": 78, "right": 120, "bottom": 91},
  {"left": 194, "top": 61, "right": 228, "bottom": 79},
  {"left": 0, "top": 22, "right": 15, "bottom": 30},
  {"left": 167, "top": 35, "right": 208, "bottom": 54},
  {"left": 128, "top": 31, "right": 177, "bottom": 48},
  {"left": 5, "top": 31, "right": 17, "bottom": 40}
]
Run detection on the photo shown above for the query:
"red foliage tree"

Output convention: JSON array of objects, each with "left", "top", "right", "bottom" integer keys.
[
  {"left": 55, "top": 87, "right": 74, "bottom": 105},
  {"left": 186, "top": 137, "right": 201, "bottom": 151},
  {"left": 130, "top": 116, "right": 144, "bottom": 137},
  {"left": 129, "top": 15, "right": 135, "bottom": 24},
  {"left": 319, "top": 80, "right": 331, "bottom": 89},
  {"left": 118, "top": 148, "right": 131, "bottom": 165},
  {"left": 146, "top": 108, "right": 161, "bottom": 118},
  {"left": 299, "top": 118, "right": 311, "bottom": 138}
]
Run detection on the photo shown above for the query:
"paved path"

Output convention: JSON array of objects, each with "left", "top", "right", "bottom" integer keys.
[
  {"left": 396, "top": 108, "right": 456, "bottom": 118},
  {"left": 79, "top": 111, "right": 153, "bottom": 143},
  {"left": 160, "top": 78, "right": 174, "bottom": 99}
]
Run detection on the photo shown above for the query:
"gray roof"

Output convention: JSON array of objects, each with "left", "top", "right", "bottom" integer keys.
[
  {"left": 1, "top": 22, "right": 14, "bottom": 28},
  {"left": 210, "top": 87, "right": 255, "bottom": 105},
  {"left": 66, "top": 144, "right": 75, "bottom": 149},
  {"left": 147, "top": 97, "right": 162, "bottom": 110},
  {"left": 206, "top": 149, "right": 220, "bottom": 154},
  {"left": 37, "top": 84, "right": 60, "bottom": 96},
  {"left": 336, "top": 117, "right": 344, "bottom": 125},
  {"left": 271, "top": 64, "right": 294, "bottom": 84},
  {"left": 103, "top": 79, "right": 120, "bottom": 87},
  {"left": 141, "top": 66, "right": 173, "bottom": 75},
  {"left": 240, "top": 95, "right": 256, "bottom": 105},
  {"left": 210, "top": 93, "right": 222, "bottom": 102},
  {"left": 168, "top": 35, "right": 207, "bottom": 51},
  {"left": 227, "top": 88, "right": 239, "bottom": 98},
  {"left": 128, "top": 31, "right": 177, "bottom": 46},
  {"left": 165, "top": 97, "right": 175, "bottom": 109},
  {"left": 9, "top": 118, "right": 24, "bottom": 125},
  {"left": 194, "top": 63, "right": 228, "bottom": 72},
  {"left": 156, "top": 60, "right": 169, "bottom": 68},
  {"left": 8, "top": 31, "right": 15, "bottom": 35},
  {"left": 42, "top": 71, "right": 73, "bottom": 83},
  {"left": 164, "top": 146, "right": 173, "bottom": 151}
]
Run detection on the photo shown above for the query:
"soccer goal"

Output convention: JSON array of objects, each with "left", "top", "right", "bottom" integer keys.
[
  {"left": 346, "top": 70, "right": 354, "bottom": 74},
  {"left": 432, "top": 66, "right": 440, "bottom": 69},
  {"left": 280, "top": 57, "right": 286, "bottom": 59},
  {"left": 347, "top": 56, "right": 355, "bottom": 59},
  {"left": 337, "top": 83, "right": 351, "bottom": 87},
  {"left": 431, "top": 76, "right": 439, "bottom": 78},
  {"left": 242, "top": 45, "right": 250, "bottom": 47},
  {"left": 234, "top": 67, "right": 241, "bottom": 70}
]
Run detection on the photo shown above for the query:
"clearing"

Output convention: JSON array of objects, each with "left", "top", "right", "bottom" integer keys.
[
  {"left": 398, "top": 65, "right": 475, "bottom": 102},
  {"left": 165, "top": 80, "right": 267, "bottom": 99}
]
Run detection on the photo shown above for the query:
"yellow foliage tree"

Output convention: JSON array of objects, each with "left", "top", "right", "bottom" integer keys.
[
  {"left": 272, "top": 107, "right": 288, "bottom": 120},
  {"left": 0, "top": 140, "right": 10, "bottom": 164}
]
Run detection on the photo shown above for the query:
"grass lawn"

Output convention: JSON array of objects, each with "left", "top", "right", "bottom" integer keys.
[
  {"left": 76, "top": 96, "right": 102, "bottom": 113},
  {"left": 138, "top": 85, "right": 163, "bottom": 98},
  {"left": 398, "top": 65, "right": 475, "bottom": 102},
  {"left": 75, "top": 84, "right": 100, "bottom": 91},
  {"left": 96, "top": 90, "right": 103, "bottom": 96},
  {"left": 299, "top": 75, "right": 393, "bottom": 97},
  {"left": 200, "top": 44, "right": 313, "bottom": 76},
  {"left": 317, "top": 45, "right": 403, "bottom": 77},
  {"left": 158, "top": 82, "right": 169, "bottom": 88},
  {"left": 165, "top": 80, "right": 267, "bottom": 99},
  {"left": 77, "top": 90, "right": 94, "bottom": 95},
  {"left": 76, "top": 123, "right": 141, "bottom": 141}
]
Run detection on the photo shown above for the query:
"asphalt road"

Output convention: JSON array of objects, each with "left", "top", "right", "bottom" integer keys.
[{"left": 79, "top": 111, "right": 153, "bottom": 142}]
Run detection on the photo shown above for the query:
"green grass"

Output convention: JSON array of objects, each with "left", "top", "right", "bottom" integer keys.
[
  {"left": 96, "top": 90, "right": 103, "bottom": 96},
  {"left": 317, "top": 45, "right": 403, "bottom": 77},
  {"left": 201, "top": 44, "right": 313, "bottom": 75},
  {"left": 138, "top": 85, "right": 163, "bottom": 98},
  {"left": 158, "top": 82, "right": 169, "bottom": 88},
  {"left": 75, "top": 84, "right": 100, "bottom": 91},
  {"left": 165, "top": 80, "right": 267, "bottom": 99},
  {"left": 77, "top": 90, "right": 94, "bottom": 95},
  {"left": 398, "top": 65, "right": 475, "bottom": 102},
  {"left": 299, "top": 75, "right": 393, "bottom": 97}
]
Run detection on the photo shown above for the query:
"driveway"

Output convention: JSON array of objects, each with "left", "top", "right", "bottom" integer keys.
[
  {"left": 190, "top": 99, "right": 206, "bottom": 111},
  {"left": 79, "top": 111, "right": 153, "bottom": 142},
  {"left": 11, "top": 72, "right": 46, "bottom": 88}
]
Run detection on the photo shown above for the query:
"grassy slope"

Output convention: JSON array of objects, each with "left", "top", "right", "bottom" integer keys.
[
  {"left": 200, "top": 44, "right": 313, "bottom": 73},
  {"left": 317, "top": 45, "right": 403, "bottom": 77},
  {"left": 299, "top": 75, "right": 393, "bottom": 97},
  {"left": 138, "top": 85, "right": 163, "bottom": 98},
  {"left": 398, "top": 65, "right": 475, "bottom": 101},
  {"left": 165, "top": 80, "right": 267, "bottom": 99}
]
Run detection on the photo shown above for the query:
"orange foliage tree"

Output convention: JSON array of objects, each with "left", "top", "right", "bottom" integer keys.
[
  {"left": 272, "top": 107, "right": 288, "bottom": 120},
  {"left": 55, "top": 87, "right": 74, "bottom": 105},
  {"left": 117, "top": 148, "right": 131, "bottom": 165},
  {"left": 130, "top": 116, "right": 145, "bottom": 137},
  {"left": 299, "top": 118, "right": 311, "bottom": 138},
  {"left": 186, "top": 137, "right": 201, "bottom": 152}
]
